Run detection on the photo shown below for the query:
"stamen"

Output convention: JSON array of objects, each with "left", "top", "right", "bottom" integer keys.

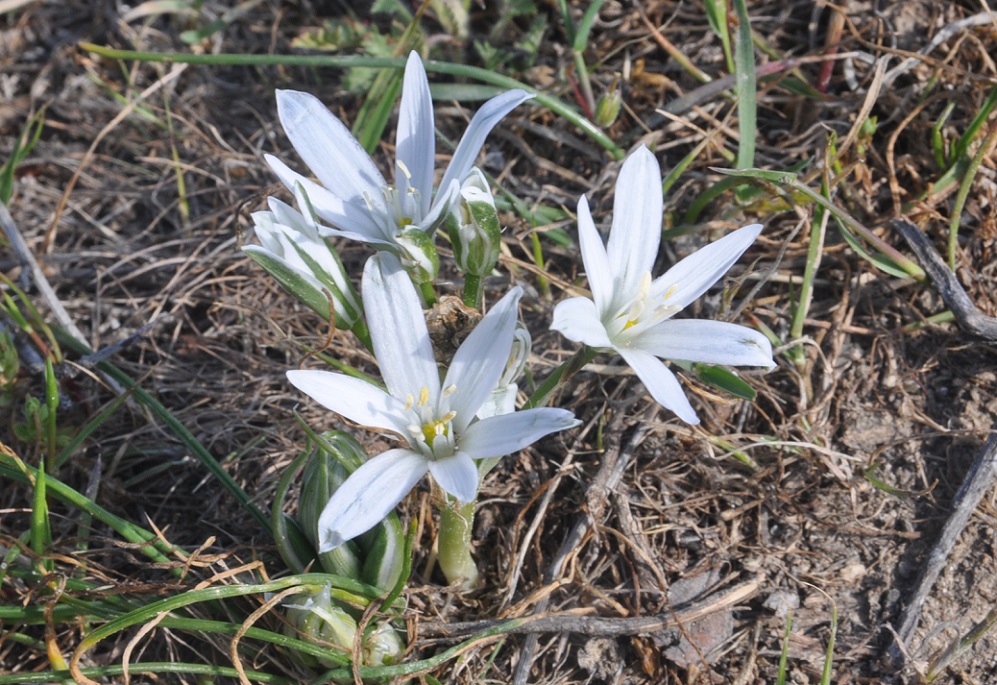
[
  {"left": 396, "top": 159, "right": 412, "bottom": 180},
  {"left": 440, "top": 410, "right": 457, "bottom": 423},
  {"left": 418, "top": 387, "right": 430, "bottom": 407},
  {"left": 404, "top": 394, "right": 414, "bottom": 411},
  {"left": 663, "top": 284, "right": 679, "bottom": 300},
  {"left": 443, "top": 384, "right": 457, "bottom": 397},
  {"left": 363, "top": 191, "right": 376, "bottom": 211}
]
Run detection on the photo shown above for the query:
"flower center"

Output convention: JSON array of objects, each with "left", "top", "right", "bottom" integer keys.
[
  {"left": 404, "top": 385, "right": 458, "bottom": 460},
  {"left": 610, "top": 272, "right": 682, "bottom": 339}
]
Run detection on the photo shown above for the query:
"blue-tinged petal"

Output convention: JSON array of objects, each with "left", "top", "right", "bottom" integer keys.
[
  {"left": 363, "top": 253, "right": 440, "bottom": 403},
  {"left": 286, "top": 370, "right": 411, "bottom": 436},
  {"left": 444, "top": 287, "right": 522, "bottom": 432},
  {"left": 649, "top": 224, "right": 762, "bottom": 312},
  {"left": 275, "top": 90, "right": 386, "bottom": 202},
  {"left": 632, "top": 319, "right": 776, "bottom": 368},
  {"left": 316, "top": 448, "right": 427, "bottom": 551},
  {"left": 576, "top": 195, "right": 614, "bottom": 316},
  {"left": 606, "top": 145, "right": 662, "bottom": 299},
  {"left": 617, "top": 347, "right": 700, "bottom": 424},
  {"left": 550, "top": 297, "right": 613, "bottom": 349},
  {"left": 427, "top": 451, "right": 479, "bottom": 503},
  {"left": 460, "top": 408, "right": 580, "bottom": 460},
  {"left": 437, "top": 89, "right": 534, "bottom": 196},
  {"left": 396, "top": 52, "right": 435, "bottom": 218},
  {"left": 265, "top": 154, "right": 385, "bottom": 240}
]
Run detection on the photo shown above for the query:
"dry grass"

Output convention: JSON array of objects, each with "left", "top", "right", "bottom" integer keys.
[{"left": 3, "top": 0, "right": 997, "bottom": 683}]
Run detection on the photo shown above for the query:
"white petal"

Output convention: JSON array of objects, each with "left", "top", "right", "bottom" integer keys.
[
  {"left": 606, "top": 146, "right": 662, "bottom": 298},
  {"left": 418, "top": 178, "right": 460, "bottom": 235},
  {"left": 617, "top": 347, "right": 700, "bottom": 424},
  {"left": 460, "top": 408, "right": 580, "bottom": 460},
  {"left": 363, "top": 253, "right": 440, "bottom": 402},
  {"left": 576, "top": 195, "right": 614, "bottom": 315},
  {"left": 265, "top": 154, "right": 384, "bottom": 240},
  {"left": 632, "top": 319, "right": 775, "bottom": 368},
  {"left": 286, "top": 370, "right": 410, "bottom": 436},
  {"left": 550, "top": 297, "right": 613, "bottom": 349},
  {"left": 437, "top": 89, "right": 533, "bottom": 196},
  {"left": 444, "top": 287, "right": 522, "bottom": 432},
  {"left": 275, "top": 90, "right": 385, "bottom": 202},
  {"left": 317, "top": 448, "right": 427, "bottom": 551},
  {"left": 396, "top": 52, "right": 435, "bottom": 218},
  {"left": 427, "top": 451, "right": 479, "bottom": 503},
  {"left": 650, "top": 224, "right": 762, "bottom": 312}
]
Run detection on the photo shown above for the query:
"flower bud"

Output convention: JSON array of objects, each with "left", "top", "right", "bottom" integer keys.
[
  {"left": 446, "top": 168, "right": 501, "bottom": 277},
  {"left": 595, "top": 77, "right": 623, "bottom": 128},
  {"left": 283, "top": 584, "right": 358, "bottom": 669},
  {"left": 477, "top": 323, "right": 531, "bottom": 420},
  {"left": 244, "top": 193, "right": 362, "bottom": 329},
  {"left": 297, "top": 432, "right": 406, "bottom": 594},
  {"left": 395, "top": 227, "right": 440, "bottom": 285}
]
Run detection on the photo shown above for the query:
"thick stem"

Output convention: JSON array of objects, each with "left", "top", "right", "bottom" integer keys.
[
  {"left": 437, "top": 499, "right": 480, "bottom": 589},
  {"left": 417, "top": 280, "right": 437, "bottom": 308},
  {"left": 462, "top": 273, "right": 482, "bottom": 310}
]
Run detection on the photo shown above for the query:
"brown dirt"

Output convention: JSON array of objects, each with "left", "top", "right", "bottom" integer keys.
[{"left": 2, "top": 0, "right": 997, "bottom": 683}]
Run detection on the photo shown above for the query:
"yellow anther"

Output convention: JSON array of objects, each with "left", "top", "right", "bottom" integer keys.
[
  {"left": 443, "top": 384, "right": 457, "bottom": 397},
  {"left": 418, "top": 387, "right": 430, "bottom": 406},
  {"left": 404, "top": 394, "right": 414, "bottom": 411},
  {"left": 396, "top": 159, "right": 412, "bottom": 180},
  {"left": 663, "top": 284, "right": 679, "bottom": 300},
  {"left": 440, "top": 410, "right": 457, "bottom": 424}
]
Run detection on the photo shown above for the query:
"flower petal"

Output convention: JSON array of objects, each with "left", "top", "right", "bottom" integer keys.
[
  {"left": 418, "top": 178, "right": 460, "bottom": 235},
  {"left": 286, "top": 370, "right": 411, "bottom": 436},
  {"left": 632, "top": 319, "right": 775, "bottom": 368},
  {"left": 363, "top": 253, "right": 440, "bottom": 402},
  {"left": 650, "top": 223, "right": 763, "bottom": 312},
  {"left": 460, "top": 408, "right": 580, "bottom": 460},
  {"left": 275, "top": 90, "right": 386, "bottom": 202},
  {"left": 396, "top": 52, "right": 435, "bottom": 218},
  {"left": 444, "top": 287, "right": 522, "bottom": 432},
  {"left": 576, "top": 195, "right": 614, "bottom": 316},
  {"left": 316, "top": 448, "right": 428, "bottom": 551},
  {"left": 427, "top": 451, "right": 479, "bottom": 503},
  {"left": 617, "top": 347, "right": 700, "bottom": 424},
  {"left": 606, "top": 145, "right": 662, "bottom": 300},
  {"left": 265, "top": 154, "right": 385, "bottom": 240},
  {"left": 438, "top": 89, "right": 534, "bottom": 195},
  {"left": 550, "top": 297, "right": 613, "bottom": 349}
]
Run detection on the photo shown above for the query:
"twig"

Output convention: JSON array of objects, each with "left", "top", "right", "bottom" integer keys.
[
  {"left": 1, "top": 201, "right": 89, "bottom": 346},
  {"left": 421, "top": 579, "right": 758, "bottom": 639},
  {"left": 892, "top": 219, "right": 997, "bottom": 341},
  {"left": 511, "top": 407, "right": 654, "bottom": 684},
  {"left": 889, "top": 426, "right": 997, "bottom": 663}
]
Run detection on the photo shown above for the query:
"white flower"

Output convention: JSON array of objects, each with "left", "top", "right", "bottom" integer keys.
[
  {"left": 550, "top": 145, "right": 775, "bottom": 425},
  {"left": 266, "top": 51, "right": 532, "bottom": 264},
  {"left": 243, "top": 192, "right": 362, "bottom": 328},
  {"left": 288, "top": 253, "right": 579, "bottom": 551}
]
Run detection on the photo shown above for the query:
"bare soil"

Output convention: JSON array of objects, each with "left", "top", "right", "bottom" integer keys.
[{"left": 2, "top": 1, "right": 997, "bottom": 683}]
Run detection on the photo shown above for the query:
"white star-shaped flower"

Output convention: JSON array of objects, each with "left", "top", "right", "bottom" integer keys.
[
  {"left": 289, "top": 253, "right": 579, "bottom": 551},
  {"left": 551, "top": 145, "right": 775, "bottom": 424}
]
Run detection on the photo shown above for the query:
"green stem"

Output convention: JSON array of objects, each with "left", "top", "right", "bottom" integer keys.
[
  {"left": 417, "top": 280, "right": 437, "bottom": 308},
  {"left": 437, "top": 498, "right": 479, "bottom": 589},
  {"left": 462, "top": 273, "right": 482, "bottom": 309},
  {"left": 524, "top": 346, "right": 600, "bottom": 409},
  {"left": 78, "top": 45, "right": 624, "bottom": 160}
]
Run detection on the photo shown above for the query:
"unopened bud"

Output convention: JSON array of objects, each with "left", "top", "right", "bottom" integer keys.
[
  {"left": 396, "top": 228, "right": 440, "bottom": 284},
  {"left": 595, "top": 77, "right": 623, "bottom": 128},
  {"left": 244, "top": 193, "right": 362, "bottom": 329},
  {"left": 446, "top": 168, "right": 501, "bottom": 277}
]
